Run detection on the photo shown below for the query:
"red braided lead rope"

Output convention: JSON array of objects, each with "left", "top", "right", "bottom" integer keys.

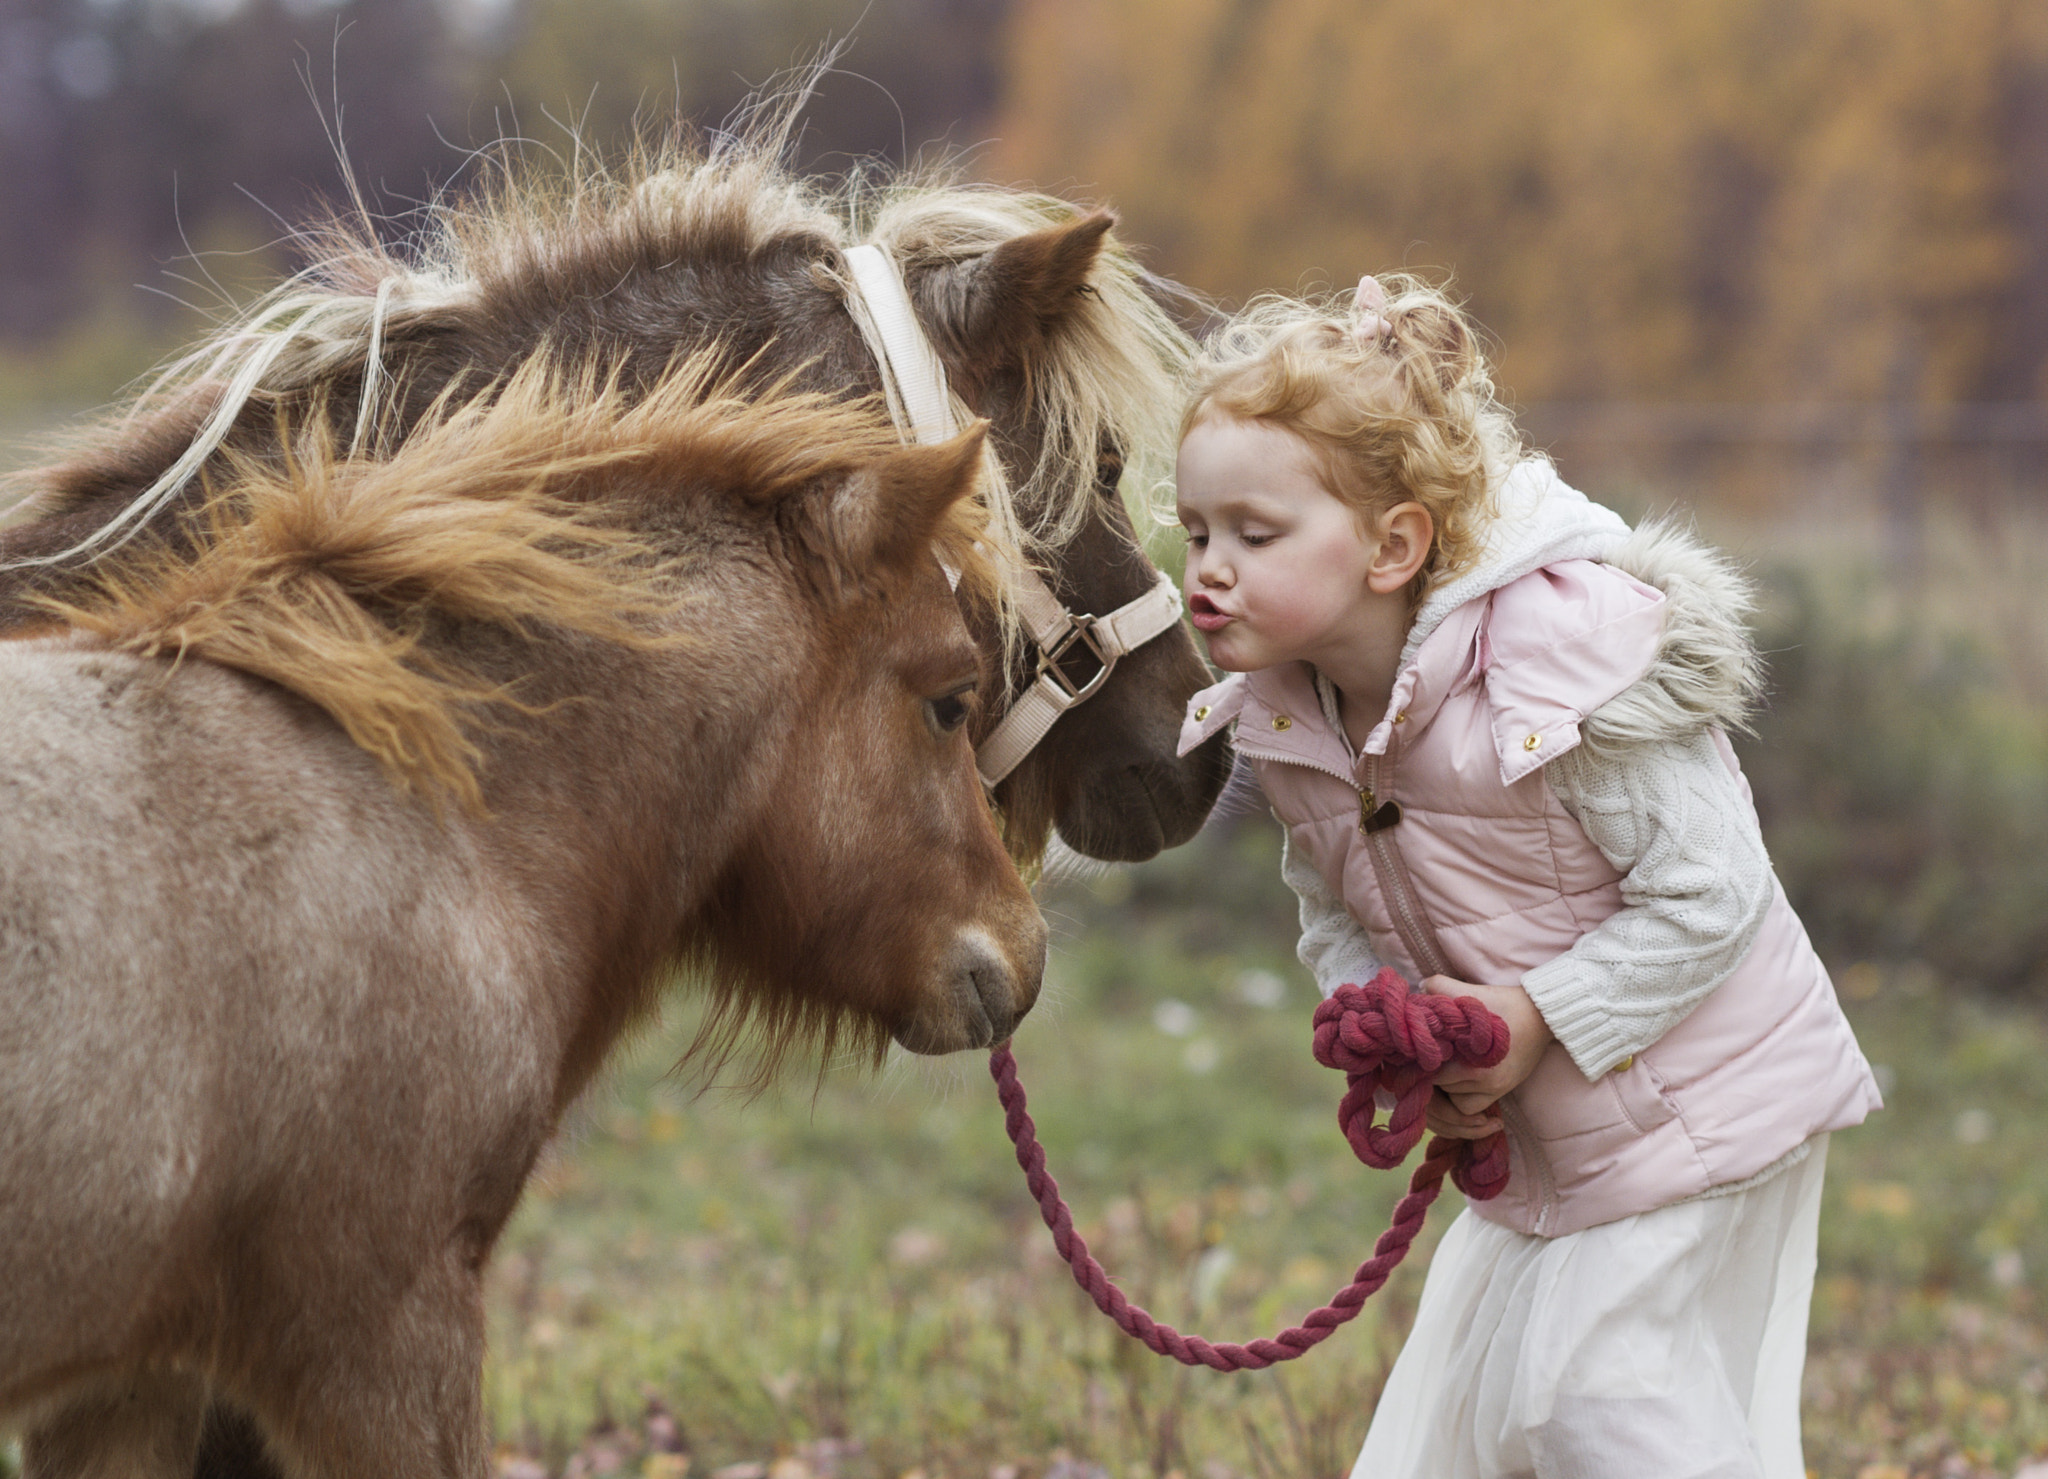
[{"left": 989, "top": 967, "right": 1512, "bottom": 1371}]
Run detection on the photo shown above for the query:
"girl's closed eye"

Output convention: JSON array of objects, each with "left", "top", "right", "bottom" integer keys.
[{"left": 1241, "top": 530, "right": 1276, "bottom": 548}]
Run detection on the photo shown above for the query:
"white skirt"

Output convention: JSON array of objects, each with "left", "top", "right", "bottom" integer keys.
[{"left": 1351, "top": 1135, "right": 1829, "bottom": 1479}]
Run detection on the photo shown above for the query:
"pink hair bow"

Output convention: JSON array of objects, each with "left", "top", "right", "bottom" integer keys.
[{"left": 1351, "top": 275, "right": 1391, "bottom": 344}]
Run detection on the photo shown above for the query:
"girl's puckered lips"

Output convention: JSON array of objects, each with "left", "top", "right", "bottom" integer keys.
[{"left": 1188, "top": 592, "right": 1232, "bottom": 631}]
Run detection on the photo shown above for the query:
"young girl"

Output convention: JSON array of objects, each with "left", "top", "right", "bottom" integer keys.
[{"left": 1173, "top": 276, "right": 1881, "bottom": 1478}]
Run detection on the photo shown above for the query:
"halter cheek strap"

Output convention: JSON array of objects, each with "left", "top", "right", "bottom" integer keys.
[
  {"left": 842, "top": 245, "right": 959, "bottom": 447},
  {"left": 840, "top": 243, "right": 1185, "bottom": 790}
]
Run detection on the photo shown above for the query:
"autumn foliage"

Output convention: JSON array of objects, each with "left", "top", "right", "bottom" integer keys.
[{"left": 993, "top": 0, "right": 2048, "bottom": 408}]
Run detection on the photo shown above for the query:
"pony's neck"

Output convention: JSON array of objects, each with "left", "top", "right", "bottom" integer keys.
[{"left": 463, "top": 626, "right": 791, "bottom": 1109}]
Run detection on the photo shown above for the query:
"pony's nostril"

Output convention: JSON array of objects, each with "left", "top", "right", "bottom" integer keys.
[
  {"left": 946, "top": 930, "right": 1022, "bottom": 1047},
  {"left": 974, "top": 976, "right": 1018, "bottom": 1044},
  {"left": 890, "top": 927, "right": 1039, "bottom": 1054}
]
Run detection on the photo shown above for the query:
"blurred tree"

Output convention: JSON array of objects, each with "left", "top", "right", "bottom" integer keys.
[
  {"left": 487, "top": 0, "right": 1007, "bottom": 168},
  {"left": 992, "top": 0, "right": 2048, "bottom": 407},
  {"left": 0, "top": 0, "right": 462, "bottom": 340},
  {"left": 0, "top": 0, "right": 92, "bottom": 337},
  {"left": 0, "top": 0, "right": 1010, "bottom": 388}
]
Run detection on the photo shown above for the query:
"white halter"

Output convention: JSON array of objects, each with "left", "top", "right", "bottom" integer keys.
[{"left": 840, "top": 244, "right": 1185, "bottom": 789}]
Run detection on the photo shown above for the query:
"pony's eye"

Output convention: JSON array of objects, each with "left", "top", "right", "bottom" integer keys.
[{"left": 927, "top": 691, "right": 973, "bottom": 735}]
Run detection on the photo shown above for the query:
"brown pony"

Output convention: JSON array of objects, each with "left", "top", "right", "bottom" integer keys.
[
  {"left": 0, "top": 356, "right": 1045, "bottom": 1476},
  {"left": 0, "top": 107, "right": 1229, "bottom": 865}
]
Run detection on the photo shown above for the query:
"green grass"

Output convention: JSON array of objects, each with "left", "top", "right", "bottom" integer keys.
[
  {"left": 1804, "top": 967, "right": 2048, "bottom": 1474},
  {"left": 479, "top": 822, "right": 2048, "bottom": 1479},
  {"left": 485, "top": 825, "right": 1426, "bottom": 1478}
]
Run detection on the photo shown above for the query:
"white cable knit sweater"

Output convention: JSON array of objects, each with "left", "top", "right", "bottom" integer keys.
[{"left": 1283, "top": 499, "right": 1776, "bottom": 1082}]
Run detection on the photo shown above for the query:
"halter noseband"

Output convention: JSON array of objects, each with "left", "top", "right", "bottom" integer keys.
[{"left": 840, "top": 243, "right": 1184, "bottom": 789}]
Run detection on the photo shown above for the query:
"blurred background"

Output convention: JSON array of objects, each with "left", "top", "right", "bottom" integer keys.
[{"left": 4, "top": 0, "right": 2048, "bottom": 1474}]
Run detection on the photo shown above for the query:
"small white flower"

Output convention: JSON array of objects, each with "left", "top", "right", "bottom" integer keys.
[
  {"left": 1233, "top": 969, "right": 1287, "bottom": 1008},
  {"left": 1954, "top": 1108, "right": 1993, "bottom": 1145}
]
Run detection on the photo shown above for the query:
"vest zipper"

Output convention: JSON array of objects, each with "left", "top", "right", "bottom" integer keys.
[
  {"left": 1230, "top": 742, "right": 1361, "bottom": 798},
  {"left": 1358, "top": 752, "right": 1559, "bottom": 1224},
  {"left": 1358, "top": 751, "right": 1447, "bottom": 981},
  {"left": 1246, "top": 733, "right": 1562, "bottom": 1232},
  {"left": 1235, "top": 738, "right": 1444, "bottom": 978}
]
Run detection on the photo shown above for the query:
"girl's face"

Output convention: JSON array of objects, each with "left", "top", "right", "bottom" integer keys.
[{"left": 1175, "top": 414, "right": 1417, "bottom": 678}]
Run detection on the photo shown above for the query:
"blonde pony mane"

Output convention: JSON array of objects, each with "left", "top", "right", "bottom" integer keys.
[
  {"left": 857, "top": 179, "right": 1196, "bottom": 559},
  {"left": 11, "top": 92, "right": 1196, "bottom": 668},
  {"left": 37, "top": 352, "right": 990, "bottom": 814}
]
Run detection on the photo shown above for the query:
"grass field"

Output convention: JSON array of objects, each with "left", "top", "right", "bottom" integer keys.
[
  {"left": 0, "top": 679, "right": 2043, "bottom": 1479},
  {"left": 2, "top": 816, "right": 2036, "bottom": 1479},
  {"left": 462, "top": 820, "right": 2048, "bottom": 1479}
]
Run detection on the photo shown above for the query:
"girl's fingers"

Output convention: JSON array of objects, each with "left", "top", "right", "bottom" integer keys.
[
  {"left": 1425, "top": 1114, "right": 1493, "bottom": 1140},
  {"left": 1446, "top": 1089, "right": 1498, "bottom": 1116},
  {"left": 1425, "top": 1089, "right": 1496, "bottom": 1137},
  {"left": 1436, "top": 1071, "right": 1504, "bottom": 1103}
]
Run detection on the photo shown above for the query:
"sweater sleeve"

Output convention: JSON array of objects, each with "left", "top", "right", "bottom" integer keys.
[
  {"left": 1281, "top": 824, "right": 1383, "bottom": 1000},
  {"left": 1522, "top": 729, "right": 1775, "bottom": 1079}
]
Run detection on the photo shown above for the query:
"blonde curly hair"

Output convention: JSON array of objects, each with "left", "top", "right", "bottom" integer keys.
[{"left": 1179, "top": 274, "right": 1529, "bottom": 598}]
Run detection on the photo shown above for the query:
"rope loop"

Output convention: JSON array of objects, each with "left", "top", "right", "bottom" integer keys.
[
  {"left": 994, "top": 966, "right": 1513, "bottom": 1370},
  {"left": 1312, "top": 968, "right": 1512, "bottom": 1201}
]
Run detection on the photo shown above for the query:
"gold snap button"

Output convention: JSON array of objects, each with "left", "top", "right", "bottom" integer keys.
[
  {"left": 1194, "top": 705, "right": 1211, "bottom": 721},
  {"left": 1271, "top": 715, "right": 1293, "bottom": 731},
  {"left": 1523, "top": 733, "right": 1542, "bottom": 751},
  {"left": 1614, "top": 1055, "right": 1634, "bottom": 1073},
  {"left": 1394, "top": 712, "right": 1408, "bottom": 724}
]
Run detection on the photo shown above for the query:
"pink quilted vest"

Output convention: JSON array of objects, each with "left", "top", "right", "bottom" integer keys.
[{"left": 1179, "top": 559, "right": 1881, "bottom": 1236}]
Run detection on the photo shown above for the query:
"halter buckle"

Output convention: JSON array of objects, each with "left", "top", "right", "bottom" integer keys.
[{"left": 1036, "top": 614, "right": 1114, "bottom": 705}]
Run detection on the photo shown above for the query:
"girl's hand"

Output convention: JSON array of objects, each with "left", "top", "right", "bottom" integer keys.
[
  {"left": 1419, "top": 976, "right": 1553, "bottom": 1120},
  {"left": 1423, "top": 1088, "right": 1501, "bottom": 1141}
]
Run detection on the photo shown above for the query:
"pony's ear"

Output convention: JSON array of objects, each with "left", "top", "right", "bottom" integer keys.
[
  {"left": 827, "top": 422, "right": 987, "bottom": 579},
  {"left": 929, "top": 211, "right": 1117, "bottom": 371}
]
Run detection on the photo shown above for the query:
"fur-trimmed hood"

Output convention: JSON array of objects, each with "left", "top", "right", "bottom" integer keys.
[
  {"left": 1582, "top": 513, "right": 1763, "bottom": 753},
  {"left": 1408, "top": 458, "right": 1762, "bottom": 753}
]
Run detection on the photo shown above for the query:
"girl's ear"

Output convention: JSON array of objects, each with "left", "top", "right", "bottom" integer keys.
[{"left": 1367, "top": 502, "right": 1434, "bottom": 595}]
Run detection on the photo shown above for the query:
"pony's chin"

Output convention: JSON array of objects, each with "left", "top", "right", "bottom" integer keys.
[
  {"left": 1057, "top": 740, "right": 1232, "bottom": 862},
  {"left": 1056, "top": 802, "right": 1165, "bottom": 864}
]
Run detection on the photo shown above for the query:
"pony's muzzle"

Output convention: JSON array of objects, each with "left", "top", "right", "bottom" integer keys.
[{"left": 894, "top": 925, "right": 1045, "bottom": 1054}]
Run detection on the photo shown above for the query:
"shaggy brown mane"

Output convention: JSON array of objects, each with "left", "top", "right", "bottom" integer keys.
[
  {"left": 4, "top": 96, "right": 1192, "bottom": 663},
  {"left": 36, "top": 353, "right": 994, "bottom": 813}
]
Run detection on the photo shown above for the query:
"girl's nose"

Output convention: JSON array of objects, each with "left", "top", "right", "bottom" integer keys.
[{"left": 1194, "top": 544, "right": 1231, "bottom": 587}]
